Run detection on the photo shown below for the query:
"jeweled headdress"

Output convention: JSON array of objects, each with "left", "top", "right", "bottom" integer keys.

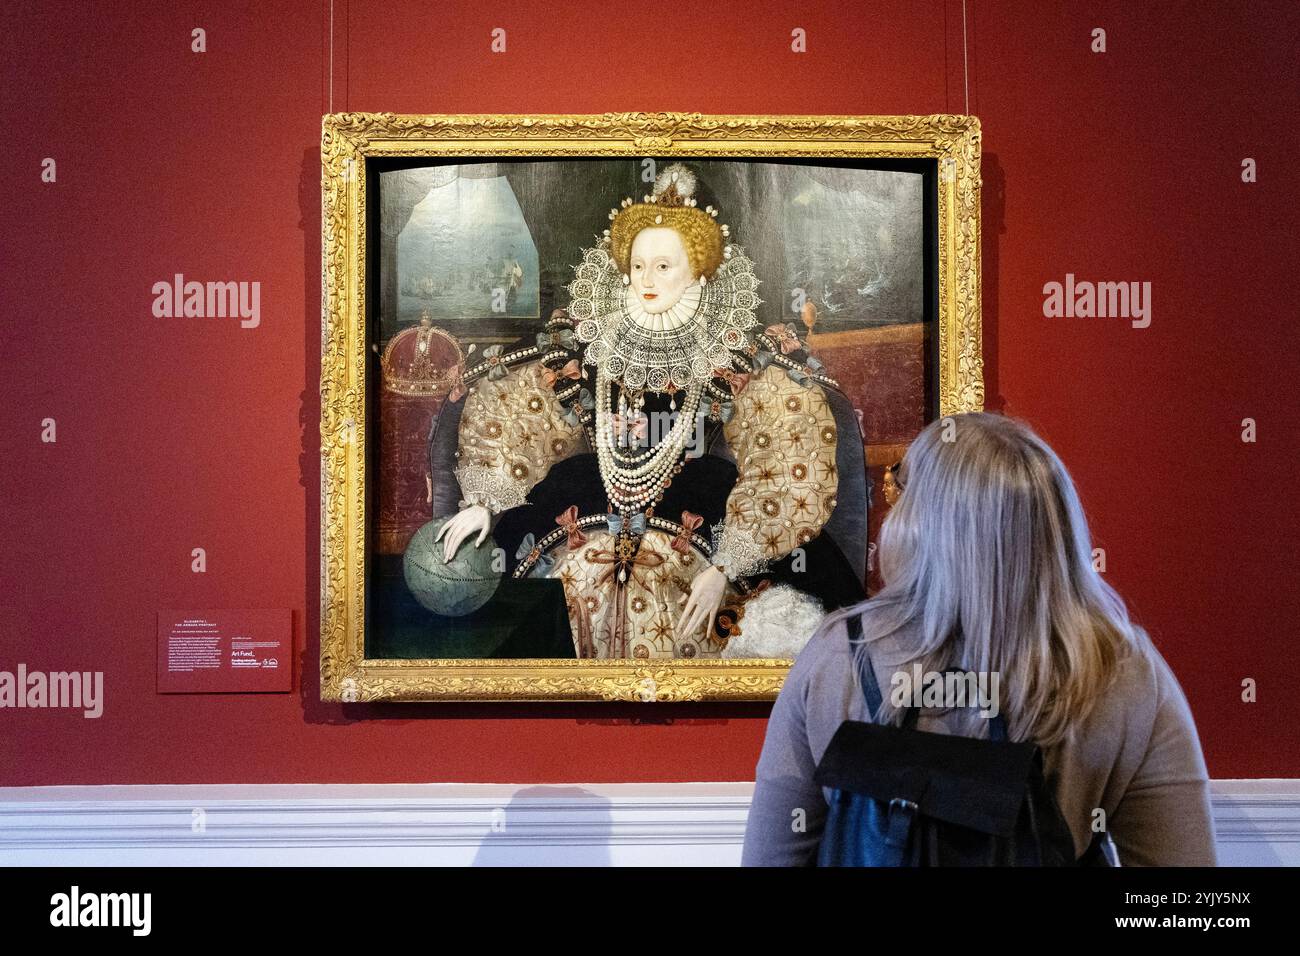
[{"left": 567, "top": 163, "right": 763, "bottom": 392}]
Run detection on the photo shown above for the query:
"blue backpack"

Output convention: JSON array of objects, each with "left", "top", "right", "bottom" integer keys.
[{"left": 814, "top": 613, "right": 1116, "bottom": 866}]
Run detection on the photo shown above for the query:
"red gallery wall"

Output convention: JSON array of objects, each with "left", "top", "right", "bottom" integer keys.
[{"left": 2, "top": 0, "right": 1297, "bottom": 784}]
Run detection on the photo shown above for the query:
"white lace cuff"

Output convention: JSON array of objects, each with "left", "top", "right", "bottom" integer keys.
[
  {"left": 453, "top": 464, "right": 529, "bottom": 514},
  {"left": 710, "top": 520, "right": 771, "bottom": 580}
]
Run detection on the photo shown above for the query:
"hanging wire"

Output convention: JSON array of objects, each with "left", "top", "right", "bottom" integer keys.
[{"left": 962, "top": 0, "right": 970, "bottom": 115}]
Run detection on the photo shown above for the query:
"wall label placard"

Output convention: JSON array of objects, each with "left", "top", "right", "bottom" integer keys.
[{"left": 157, "top": 610, "right": 292, "bottom": 693}]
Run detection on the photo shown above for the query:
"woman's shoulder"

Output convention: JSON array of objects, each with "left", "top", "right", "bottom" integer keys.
[
  {"left": 789, "top": 606, "right": 915, "bottom": 686},
  {"left": 1057, "top": 629, "right": 1204, "bottom": 785},
  {"left": 1088, "top": 631, "right": 1187, "bottom": 727},
  {"left": 774, "top": 610, "right": 846, "bottom": 705},
  {"left": 790, "top": 608, "right": 856, "bottom": 670},
  {"left": 789, "top": 606, "right": 911, "bottom": 713}
]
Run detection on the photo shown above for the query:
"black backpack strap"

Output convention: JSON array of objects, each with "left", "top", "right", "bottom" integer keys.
[
  {"left": 845, "top": 613, "right": 883, "bottom": 720},
  {"left": 988, "top": 715, "right": 1008, "bottom": 742},
  {"left": 848, "top": 617, "right": 1011, "bottom": 738}
]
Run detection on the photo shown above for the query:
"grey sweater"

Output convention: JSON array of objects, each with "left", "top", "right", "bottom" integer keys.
[{"left": 741, "top": 614, "right": 1217, "bottom": 866}]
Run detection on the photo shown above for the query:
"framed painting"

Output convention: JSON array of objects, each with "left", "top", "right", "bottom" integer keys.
[{"left": 320, "top": 112, "right": 983, "bottom": 702}]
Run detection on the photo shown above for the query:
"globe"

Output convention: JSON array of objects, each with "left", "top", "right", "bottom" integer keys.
[{"left": 403, "top": 516, "right": 503, "bottom": 617}]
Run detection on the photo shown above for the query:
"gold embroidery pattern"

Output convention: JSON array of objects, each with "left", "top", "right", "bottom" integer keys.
[
  {"left": 454, "top": 362, "right": 584, "bottom": 512},
  {"left": 719, "top": 365, "right": 838, "bottom": 568},
  {"left": 548, "top": 529, "right": 734, "bottom": 659}
]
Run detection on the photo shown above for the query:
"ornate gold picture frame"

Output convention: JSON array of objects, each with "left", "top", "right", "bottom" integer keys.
[{"left": 320, "top": 112, "right": 982, "bottom": 702}]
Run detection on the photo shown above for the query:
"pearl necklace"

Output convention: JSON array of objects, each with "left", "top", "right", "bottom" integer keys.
[{"left": 595, "top": 369, "right": 703, "bottom": 514}]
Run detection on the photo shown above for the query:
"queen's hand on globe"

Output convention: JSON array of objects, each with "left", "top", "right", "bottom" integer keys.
[{"left": 436, "top": 503, "right": 491, "bottom": 561}]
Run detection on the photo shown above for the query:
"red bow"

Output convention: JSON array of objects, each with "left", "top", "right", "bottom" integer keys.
[
  {"left": 765, "top": 324, "right": 801, "bottom": 354},
  {"left": 715, "top": 367, "right": 751, "bottom": 395},
  {"left": 555, "top": 505, "right": 588, "bottom": 549},
  {"left": 543, "top": 359, "right": 582, "bottom": 388},
  {"left": 671, "top": 511, "right": 704, "bottom": 554}
]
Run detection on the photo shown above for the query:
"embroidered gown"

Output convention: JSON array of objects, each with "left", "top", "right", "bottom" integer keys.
[{"left": 449, "top": 244, "right": 860, "bottom": 659}]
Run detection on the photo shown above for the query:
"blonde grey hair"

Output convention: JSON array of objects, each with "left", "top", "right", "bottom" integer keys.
[{"left": 836, "top": 412, "right": 1147, "bottom": 747}]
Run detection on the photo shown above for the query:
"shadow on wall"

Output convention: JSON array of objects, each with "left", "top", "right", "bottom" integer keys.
[
  {"left": 979, "top": 152, "right": 1005, "bottom": 414},
  {"left": 471, "top": 786, "right": 613, "bottom": 867}
]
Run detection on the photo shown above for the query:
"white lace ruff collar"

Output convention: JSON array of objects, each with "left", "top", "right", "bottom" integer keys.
[
  {"left": 623, "top": 282, "right": 702, "bottom": 333},
  {"left": 567, "top": 242, "right": 763, "bottom": 392}
]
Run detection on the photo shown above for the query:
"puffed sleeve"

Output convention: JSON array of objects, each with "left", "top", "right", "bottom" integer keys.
[
  {"left": 453, "top": 361, "right": 584, "bottom": 513},
  {"left": 711, "top": 364, "right": 840, "bottom": 578}
]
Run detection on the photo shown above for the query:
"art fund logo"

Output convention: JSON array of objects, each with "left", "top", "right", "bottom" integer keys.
[
  {"left": 50, "top": 886, "right": 151, "bottom": 936},
  {"left": 0, "top": 664, "right": 103, "bottom": 718},
  {"left": 889, "top": 664, "right": 1001, "bottom": 719},
  {"left": 1042, "top": 274, "right": 1151, "bottom": 328},
  {"left": 152, "top": 273, "right": 261, "bottom": 328}
]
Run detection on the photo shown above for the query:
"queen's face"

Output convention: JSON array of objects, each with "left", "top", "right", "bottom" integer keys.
[{"left": 629, "top": 227, "right": 695, "bottom": 314}]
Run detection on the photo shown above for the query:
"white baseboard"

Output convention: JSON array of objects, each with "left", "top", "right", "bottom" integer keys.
[
  {"left": 0, "top": 780, "right": 1295, "bottom": 866},
  {"left": 1204, "top": 780, "right": 1300, "bottom": 866}
]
